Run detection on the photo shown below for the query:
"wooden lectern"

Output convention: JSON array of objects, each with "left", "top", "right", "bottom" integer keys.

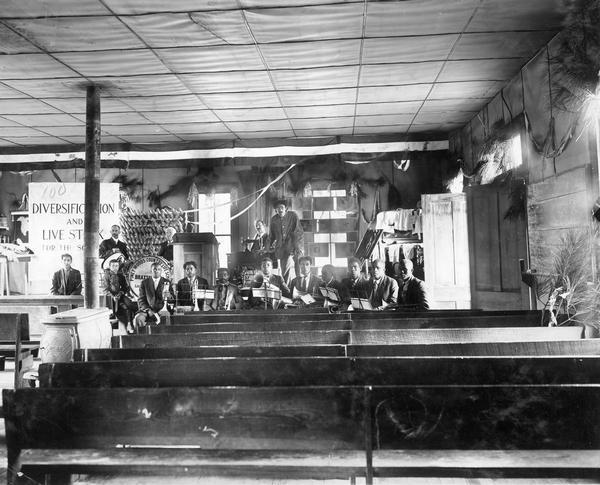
[{"left": 172, "top": 233, "right": 219, "bottom": 285}]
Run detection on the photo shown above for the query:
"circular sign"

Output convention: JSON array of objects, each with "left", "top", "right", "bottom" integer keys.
[{"left": 127, "top": 256, "right": 171, "bottom": 297}]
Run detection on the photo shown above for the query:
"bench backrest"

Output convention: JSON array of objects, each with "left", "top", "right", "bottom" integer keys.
[
  {"left": 5, "top": 385, "right": 599, "bottom": 460},
  {"left": 112, "top": 330, "right": 351, "bottom": 348},
  {"left": 349, "top": 339, "right": 600, "bottom": 356},
  {"left": 155, "top": 313, "right": 541, "bottom": 333},
  {"left": 114, "top": 326, "right": 583, "bottom": 348},
  {"left": 0, "top": 313, "right": 29, "bottom": 341},
  {"left": 40, "top": 356, "right": 600, "bottom": 388}
]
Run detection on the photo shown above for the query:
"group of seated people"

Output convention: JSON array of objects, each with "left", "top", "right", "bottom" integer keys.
[
  {"left": 252, "top": 255, "right": 428, "bottom": 312},
  {"left": 51, "top": 235, "right": 429, "bottom": 333}
]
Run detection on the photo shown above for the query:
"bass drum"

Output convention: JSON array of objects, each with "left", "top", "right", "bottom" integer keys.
[
  {"left": 100, "top": 251, "right": 126, "bottom": 271},
  {"left": 127, "top": 256, "right": 171, "bottom": 297}
]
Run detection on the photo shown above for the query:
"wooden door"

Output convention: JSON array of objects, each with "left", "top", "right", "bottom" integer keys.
[
  {"left": 422, "top": 193, "right": 471, "bottom": 309},
  {"left": 466, "top": 184, "right": 530, "bottom": 310}
]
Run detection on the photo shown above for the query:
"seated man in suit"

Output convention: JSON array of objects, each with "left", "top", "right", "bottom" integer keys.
[
  {"left": 397, "top": 258, "right": 429, "bottom": 310},
  {"left": 103, "top": 259, "right": 137, "bottom": 334},
  {"left": 134, "top": 262, "right": 174, "bottom": 329},
  {"left": 341, "top": 257, "right": 370, "bottom": 308},
  {"left": 250, "top": 256, "right": 291, "bottom": 308},
  {"left": 368, "top": 258, "right": 399, "bottom": 311},
  {"left": 250, "top": 220, "right": 269, "bottom": 253},
  {"left": 289, "top": 256, "right": 322, "bottom": 306},
  {"left": 50, "top": 253, "right": 82, "bottom": 295},
  {"left": 176, "top": 260, "right": 209, "bottom": 310},
  {"left": 99, "top": 224, "right": 130, "bottom": 260},
  {"left": 210, "top": 268, "right": 243, "bottom": 311}
]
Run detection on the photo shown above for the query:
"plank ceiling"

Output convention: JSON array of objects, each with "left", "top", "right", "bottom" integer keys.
[{"left": 0, "top": 0, "right": 564, "bottom": 152}]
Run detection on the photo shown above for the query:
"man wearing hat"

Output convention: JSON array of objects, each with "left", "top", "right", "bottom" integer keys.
[{"left": 268, "top": 199, "right": 304, "bottom": 285}]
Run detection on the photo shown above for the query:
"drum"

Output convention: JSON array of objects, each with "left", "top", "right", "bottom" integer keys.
[{"left": 127, "top": 256, "right": 171, "bottom": 297}]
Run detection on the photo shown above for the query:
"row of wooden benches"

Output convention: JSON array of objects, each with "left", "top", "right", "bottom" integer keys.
[{"left": 5, "top": 309, "right": 600, "bottom": 484}]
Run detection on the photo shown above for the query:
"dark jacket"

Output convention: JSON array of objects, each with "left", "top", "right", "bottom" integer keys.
[
  {"left": 269, "top": 211, "right": 304, "bottom": 259},
  {"left": 138, "top": 276, "right": 174, "bottom": 313},
  {"left": 176, "top": 276, "right": 209, "bottom": 307},
  {"left": 103, "top": 270, "right": 131, "bottom": 297},
  {"left": 341, "top": 275, "right": 370, "bottom": 301},
  {"left": 250, "top": 233, "right": 269, "bottom": 253},
  {"left": 398, "top": 276, "right": 429, "bottom": 310},
  {"left": 51, "top": 268, "right": 82, "bottom": 295},
  {"left": 158, "top": 241, "right": 173, "bottom": 261},
  {"left": 290, "top": 274, "right": 322, "bottom": 297},
  {"left": 99, "top": 238, "right": 130, "bottom": 260},
  {"left": 210, "top": 282, "right": 243, "bottom": 311},
  {"left": 368, "top": 275, "right": 399, "bottom": 310}
]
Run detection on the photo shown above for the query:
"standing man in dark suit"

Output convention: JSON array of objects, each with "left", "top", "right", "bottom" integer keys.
[
  {"left": 398, "top": 259, "right": 429, "bottom": 310},
  {"left": 175, "top": 260, "right": 209, "bottom": 309},
  {"left": 51, "top": 253, "right": 82, "bottom": 295},
  {"left": 368, "top": 258, "right": 398, "bottom": 311},
  {"left": 158, "top": 226, "right": 177, "bottom": 262},
  {"left": 134, "top": 263, "right": 174, "bottom": 329},
  {"left": 99, "top": 224, "right": 130, "bottom": 260},
  {"left": 268, "top": 199, "right": 304, "bottom": 286}
]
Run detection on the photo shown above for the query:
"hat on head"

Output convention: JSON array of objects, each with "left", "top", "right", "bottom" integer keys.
[{"left": 273, "top": 198, "right": 288, "bottom": 208}]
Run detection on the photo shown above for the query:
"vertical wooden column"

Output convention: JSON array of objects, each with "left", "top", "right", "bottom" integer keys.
[{"left": 84, "top": 85, "right": 101, "bottom": 309}]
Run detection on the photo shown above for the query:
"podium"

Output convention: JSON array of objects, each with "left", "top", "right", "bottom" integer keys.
[{"left": 172, "top": 233, "right": 219, "bottom": 285}]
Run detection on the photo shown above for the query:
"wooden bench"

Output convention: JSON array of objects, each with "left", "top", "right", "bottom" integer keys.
[
  {"left": 4, "top": 386, "right": 367, "bottom": 484},
  {"left": 153, "top": 312, "right": 542, "bottom": 333},
  {"left": 0, "top": 313, "right": 37, "bottom": 388},
  {"left": 5, "top": 385, "right": 600, "bottom": 483},
  {"left": 114, "top": 326, "right": 584, "bottom": 349},
  {"left": 39, "top": 355, "right": 600, "bottom": 388}
]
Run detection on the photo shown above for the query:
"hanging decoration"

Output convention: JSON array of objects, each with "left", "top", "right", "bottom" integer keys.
[
  {"left": 187, "top": 182, "right": 199, "bottom": 208},
  {"left": 303, "top": 182, "right": 312, "bottom": 198},
  {"left": 550, "top": 0, "right": 600, "bottom": 114},
  {"left": 349, "top": 180, "right": 359, "bottom": 197},
  {"left": 393, "top": 159, "right": 411, "bottom": 171}
]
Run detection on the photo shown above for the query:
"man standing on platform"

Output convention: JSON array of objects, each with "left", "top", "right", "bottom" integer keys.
[
  {"left": 50, "top": 253, "right": 82, "bottom": 295},
  {"left": 134, "top": 262, "right": 174, "bottom": 329},
  {"left": 368, "top": 258, "right": 398, "bottom": 311},
  {"left": 268, "top": 199, "right": 304, "bottom": 286},
  {"left": 99, "top": 224, "right": 130, "bottom": 260},
  {"left": 176, "top": 261, "right": 209, "bottom": 310},
  {"left": 397, "top": 258, "right": 429, "bottom": 310},
  {"left": 158, "top": 226, "right": 177, "bottom": 262},
  {"left": 210, "top": 268, "right": 242, "bottom": 311}
]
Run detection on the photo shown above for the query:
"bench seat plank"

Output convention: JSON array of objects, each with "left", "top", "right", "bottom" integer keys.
[
  {"left": 75, "top": 345, "right": 346, "bottom": 361},
  {"left": 39, "top": 356, "right": 600, "bottom": 388},
  {"left": 19, "top": 448, "right": 366, "bottom": 479},
  {"left": 372, "top": 449, "right": 600, "bottom": 479}
]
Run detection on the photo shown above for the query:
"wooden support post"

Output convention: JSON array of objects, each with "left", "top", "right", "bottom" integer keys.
[{"left": 84, "top": 85, "right": 101, "bottom": 309}]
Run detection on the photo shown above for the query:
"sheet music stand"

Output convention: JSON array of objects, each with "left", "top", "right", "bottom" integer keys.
[
  {"left": 319, "top": 287, "right": 340, "bottom": 303},
  {"left": 252, "top": 286, "right": 282, "bottom": 309},
  {"left": 350, "top": 297, "right": 373, "bottom": 311}
]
